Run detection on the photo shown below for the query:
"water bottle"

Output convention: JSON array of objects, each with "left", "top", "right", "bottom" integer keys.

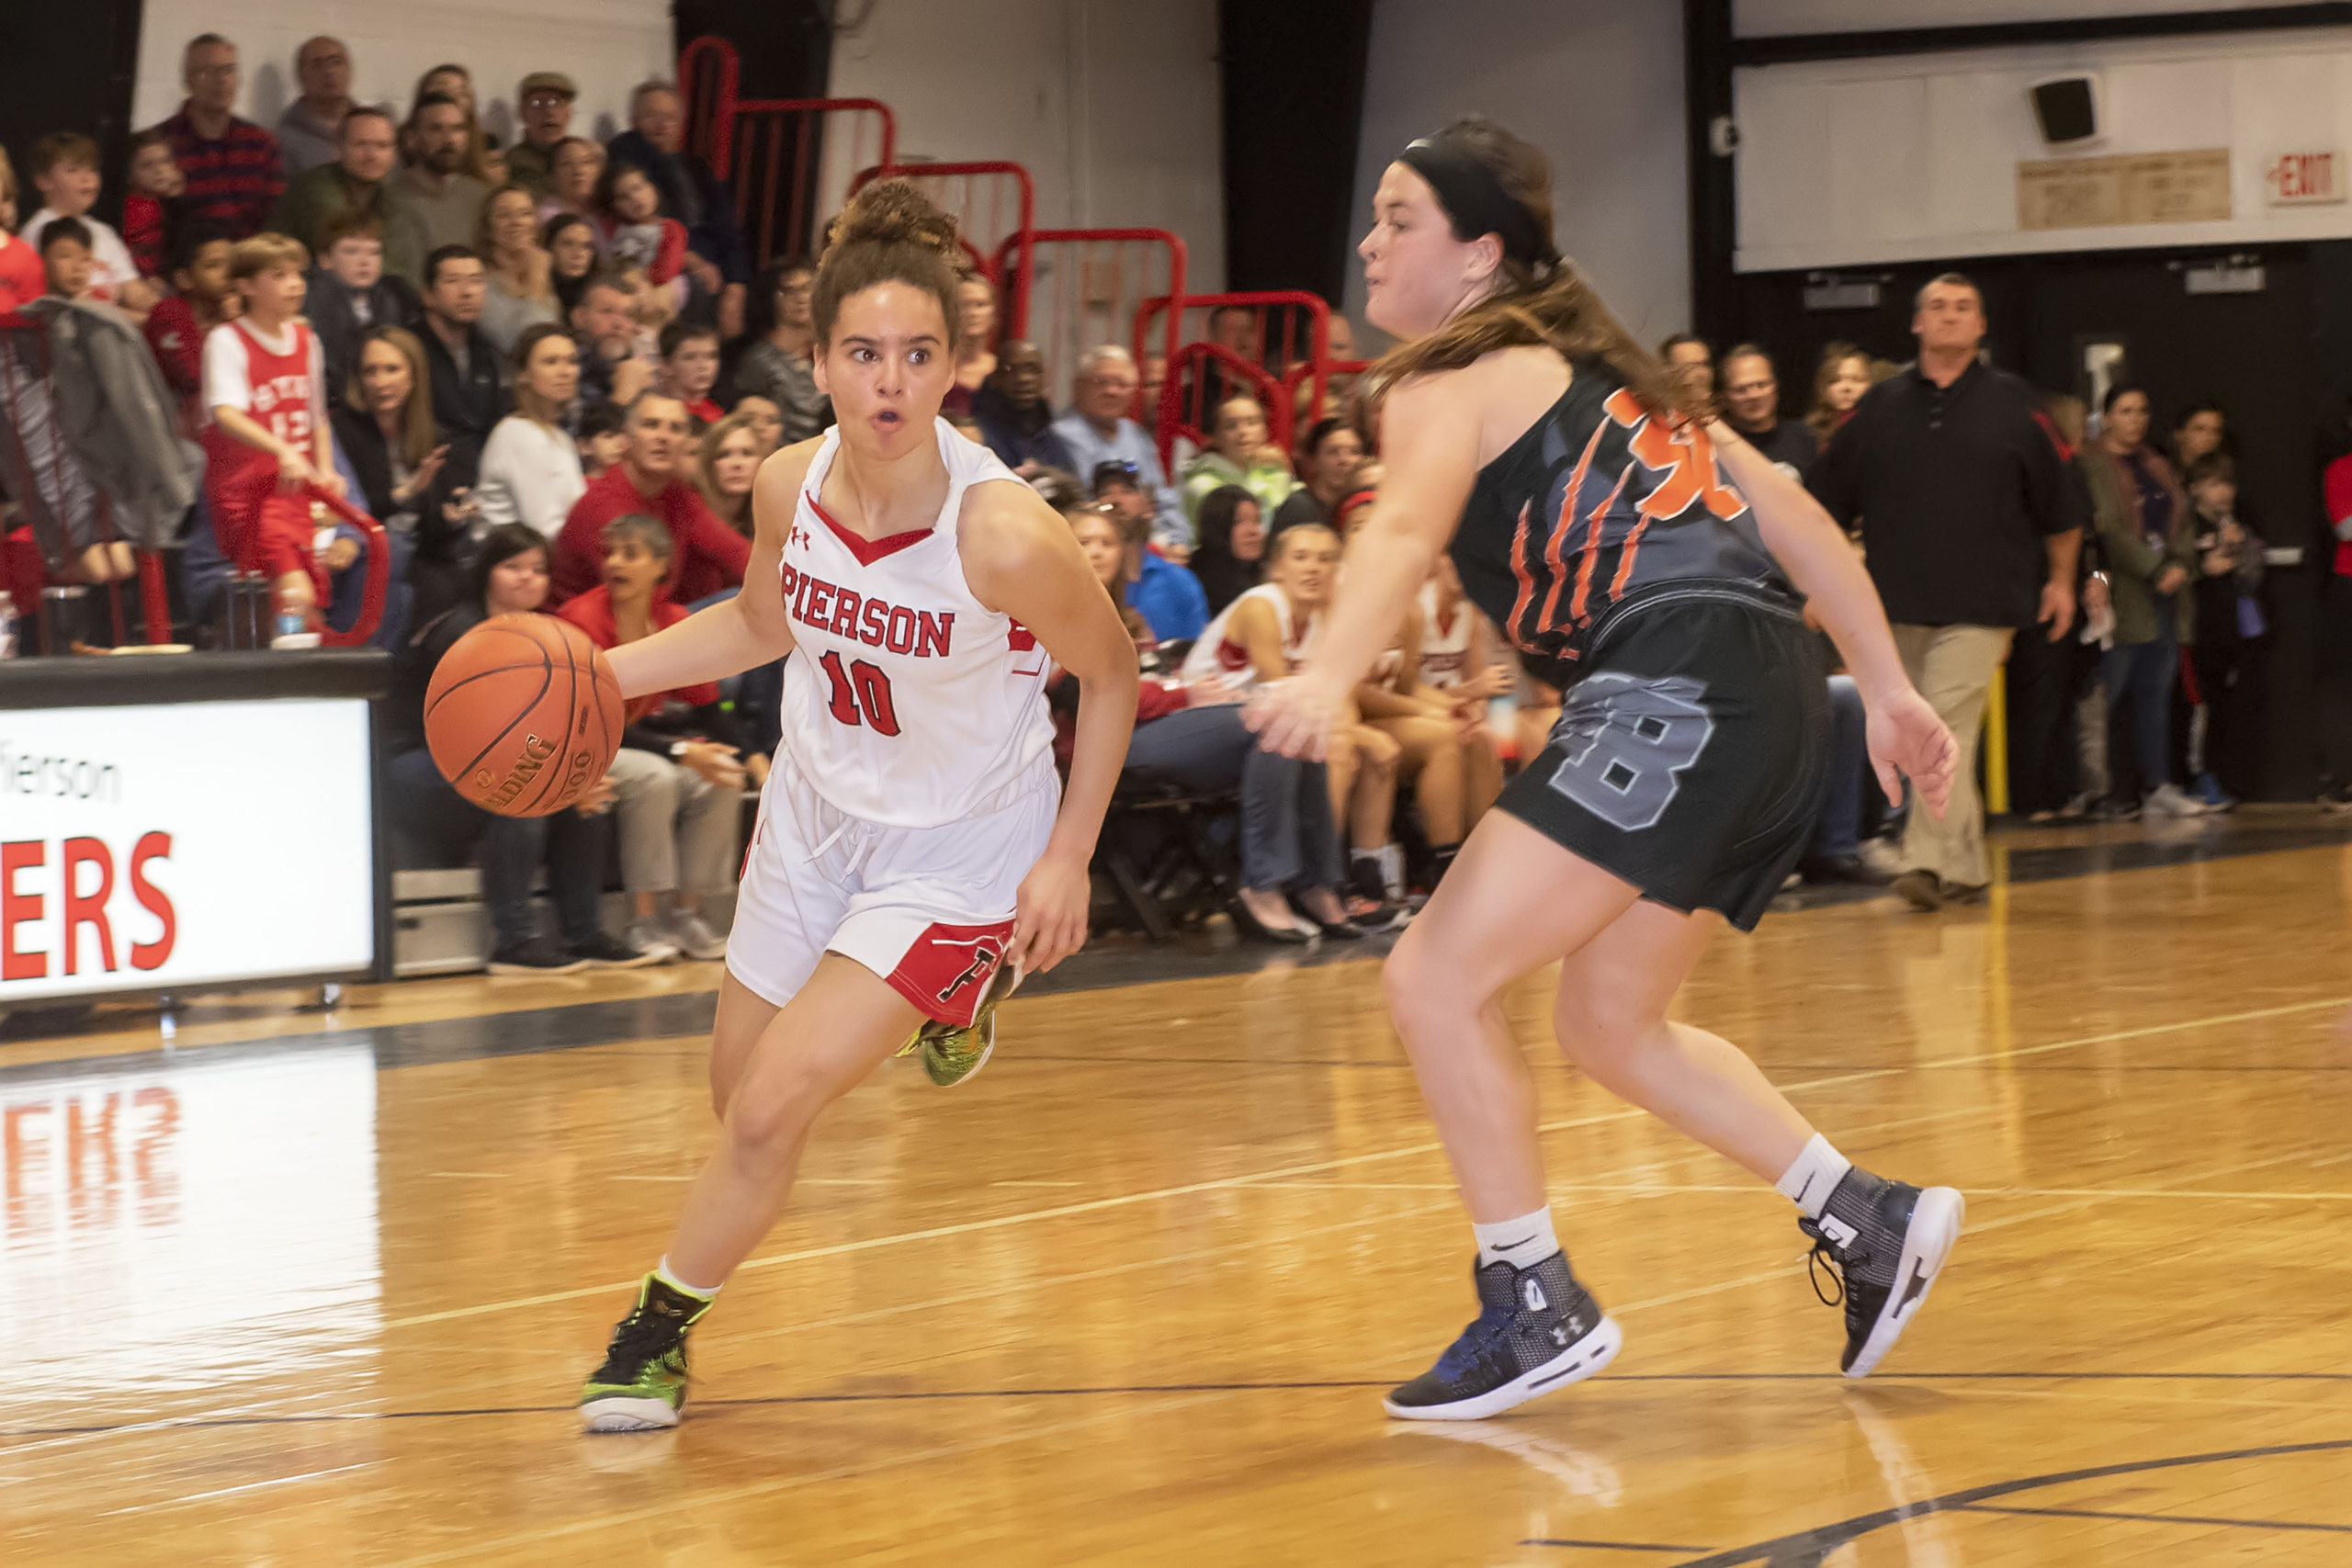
[
  {"left": 0, "top": 591, "right": 16, "bottom": 660},
  {"left": 270, "top": 581, "right": 320, "bottom": 650}
]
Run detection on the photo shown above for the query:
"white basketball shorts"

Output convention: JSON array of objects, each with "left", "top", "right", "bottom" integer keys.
[{"left": 726, "top": 750, "right": 1058, "bottom": 1026}]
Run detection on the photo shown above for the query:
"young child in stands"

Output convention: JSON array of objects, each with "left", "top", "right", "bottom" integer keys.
[
  {"left": 145, "top": 224, "right": 239, "bottom": 433},
  {"left": 38, "top": 220, "right": 96, "bottom": 305},
  {"left": 201, "top": 232, "right": 342, "bottom": 630},
  {"left": 600, "top": 164, "right": 686, "bottom": 307},
  {"left": 21, "top": 134, "right": 155, "bottom": 318},
  {"left": 122, "top": 130, "right": 186, "bottom": 282},
  {"left": 577, "top": 400, "right": 629, "bottom": 479},
  {"left": 657, "top": 319, "right": 724, "bottom": 426},
  {"left": 0, "top": 148, "right": 51, "bottom": 314}
]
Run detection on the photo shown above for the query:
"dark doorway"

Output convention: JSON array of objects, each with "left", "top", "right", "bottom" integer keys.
[{"left": 0, "top": 0, "right": 144, "bottom": 226}]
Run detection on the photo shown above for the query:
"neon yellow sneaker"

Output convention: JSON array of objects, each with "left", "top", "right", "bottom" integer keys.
[
  {"left": 578, "top": 1273, "right": 714, "bottom": 1432},
  {"left": 898, "top": 959, "right": 1023, "bottom": 1088}
]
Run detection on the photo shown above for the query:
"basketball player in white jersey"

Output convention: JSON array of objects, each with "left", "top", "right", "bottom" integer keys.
[{"left": 574, "top": 182, "right": 1139, "bottom": 1432}]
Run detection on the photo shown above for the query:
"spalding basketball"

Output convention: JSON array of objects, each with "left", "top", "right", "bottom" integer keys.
[{"left": 424, "top": 614, "right": 625, "bottom": 817}]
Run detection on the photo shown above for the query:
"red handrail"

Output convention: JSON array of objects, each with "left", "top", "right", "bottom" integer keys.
[
  {"left": 1134, "top": 290, "right": 1331, "bottom": 426},
  {"left": 850, "top": 161, "right": 1035, "bottom": 306},
  {"left": 991, "top": 227, "right": 1187, "bottom": 419},
  {"left": 1155, "top": 342, "right": 1294, "bottom": 475},
  {"left": 679, "top": 37, "right": 899, "bottom": 267},
  {"left": 306, "top": 486, "right": 390, "bottom": 648}
]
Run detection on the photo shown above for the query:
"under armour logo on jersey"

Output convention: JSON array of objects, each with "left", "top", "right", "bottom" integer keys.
[{"left": 791, "top": 525, "right": 812, "bottom": 549}]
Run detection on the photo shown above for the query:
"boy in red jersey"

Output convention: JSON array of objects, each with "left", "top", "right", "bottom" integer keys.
[{"left": 200, "top": 231, "right": 342, "bottom": 625}]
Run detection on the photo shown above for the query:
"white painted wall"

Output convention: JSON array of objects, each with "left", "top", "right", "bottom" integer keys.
[
  {"left": 1736, "top": 26, "right": 2352, "bottom": 271},
  {"left": 1350, "top": 0, "right": 1691, "bottom": 350},
  {"left": 826, "top": 0, "right": 1225, "bottom": 291},
  {"left": 132, "top": 0, "right": 671, "bottom": 148},
  {"left": 1736, "top": 0, "right": 2290, "bottom": 36}
]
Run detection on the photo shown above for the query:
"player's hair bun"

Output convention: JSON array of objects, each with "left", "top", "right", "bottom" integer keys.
[{"left": 828, "top": 178, "right": 962, "bottom": 261}]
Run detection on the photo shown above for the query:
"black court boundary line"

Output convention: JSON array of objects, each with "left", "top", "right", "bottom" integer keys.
[
  {"left": 6, "top": 1371, "right": 2346, "bottom": 1441},
  {"left": 1521, "top": 1543, "right": 1708, "bottom": 1555},
  {"left": 4, "top": 817, "right": 2348, "bottom": 1089},
  {"left": 1645, "top": 1438, "right": 2352, "bottom": 1567},
  {"left": 1956, "top": 1502, "right": 2352, "bottom": 1534}
]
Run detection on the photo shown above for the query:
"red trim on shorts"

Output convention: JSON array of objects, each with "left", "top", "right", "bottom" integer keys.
[
  {"left": 886, "top": 919, "right": 1017, "bottom": 1027},
  {"left": 806, "top": 491, "right": 935, "bottom": 566}
]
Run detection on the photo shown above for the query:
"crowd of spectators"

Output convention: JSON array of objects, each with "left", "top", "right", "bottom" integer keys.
[{"left": 6, "top": 34, "right": 2342, "bottom": 966}]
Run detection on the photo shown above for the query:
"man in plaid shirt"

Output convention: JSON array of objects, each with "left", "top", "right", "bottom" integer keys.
[{"left": 154, "top": 34, "right": 284, "bottom": 240}]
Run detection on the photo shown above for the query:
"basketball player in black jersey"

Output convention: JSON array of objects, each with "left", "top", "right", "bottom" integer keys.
[{"left": 1251, "top": 120, "right": 1967, "bottom": 1420}]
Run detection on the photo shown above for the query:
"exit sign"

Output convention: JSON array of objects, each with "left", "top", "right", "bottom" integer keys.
[{"left": 2266, "top": 151, "right": 2346, "bottom": 206}]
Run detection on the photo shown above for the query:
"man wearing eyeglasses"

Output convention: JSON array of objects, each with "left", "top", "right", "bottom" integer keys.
[
  {"left": 504, "top": 73, "right": 578, "bottom": 197},
  {"left": 1055, "top": 344, "right": 1191, "bottom": 558},
  {"left": 277, "top": 37, "right": 356, "bottom": 176},
  {"left": 153, "top": 33, "right": 285, "bottom": 239}
]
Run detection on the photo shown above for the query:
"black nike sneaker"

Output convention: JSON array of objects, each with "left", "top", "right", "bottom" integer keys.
[
  {"left": 1800, "top": 1170, "right": 1964, "bottom": 1379},
  {"left": 578, "top": 1274, "right": 715, "bottom": 1432},
  {"left": 1384, "top": 1250, "right": 1623, "bottom": 1420}
]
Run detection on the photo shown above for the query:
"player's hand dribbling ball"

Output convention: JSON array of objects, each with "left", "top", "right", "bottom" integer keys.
[{"left": 424, "top": 614, "right": 625, "bottom": 817}]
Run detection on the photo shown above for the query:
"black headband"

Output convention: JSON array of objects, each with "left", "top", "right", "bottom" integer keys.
[{"left": 1398, "top": 135, "right": 1555, "bottom": 271}]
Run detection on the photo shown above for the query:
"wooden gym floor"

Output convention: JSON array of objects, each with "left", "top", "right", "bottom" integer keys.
[{"left": 4, "top": 808, "right": 2350, "bottom": 1565}]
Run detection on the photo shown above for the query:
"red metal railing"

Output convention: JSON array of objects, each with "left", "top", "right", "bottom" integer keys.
[
  {"left": 992, "top": 227, "right": 1186, "bottom": 415},
  {"left": 1155, "top": 342, "right": 1297, "bottom": 476},
  {"left": 1137, "top": 293, "right": 1330, "bottom": 471},
  {"left": 679, "top": 37, "right": 897, "bottom": 268},
  {"left": 850, "top": 161, "right": 1036, "bottom": 306},
  {"left": 307, "top": 486, "right": 390, "bottom": 648}
]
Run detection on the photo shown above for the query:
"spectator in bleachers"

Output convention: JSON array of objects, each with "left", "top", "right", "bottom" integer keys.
[
  {"left": 2083, "top": 384, "right": 2204, "bottom": 818},
  {"left": 476, "top": 186, "right": 559, "bottom": 355},
  {"left": 505, "top": 73, "right": 578, "bottom": 197},
  {"left": 201, "top": 232, "right": 339, "bottom": 626},
  {"left": 2183, "top": 453, "right": 2266, "bottom": 807},
  {"left": 695, "top": 412, "right": 760, "bottom": 537},
  {"left": 560, "top": 512, "right": 747, "bottom": 961},
  {"left": 1271, "top": 416, "right": 1363, "bottom": 536},
  {"left": 305, "top": 209, "right": 418, "bottom": 404},
  {"left": 334, "top": 324, "right": 448, "bottom": 564},
  {"left": 1809, "top": 274, "right": 2083, "bottom": 908},
  {"left": 474, "top": 322, "right": 584, "bottom": 539},
  {"left": 656, "top": 319, "right": 724, "bottom": 425},
  {"left": 539, "top": 138, "right": 607, "bottom": 230},
  {"left": 1065, "top": 502, "right": 1358, "bottom": 942},
  {"left": 734, "top": 396, "right": 783, "bottom": 457},
  {"left": 143, "top": 224, "right": 236, "bottom": 428},
  {"left": 404, "top": 65, "right": 497, "bottom": 181},
  {"left": 1353, "top": 572, "right": 1493, "bottom": 889},
  {"left": 1188, "top": 482, "right": 1265, "bottom": 617},
  {"left": 1805, "top": 341, "right": 1871, "bottom": 450},
  {"left": 386, "top": 96, "right": 490, "bottom": 288},
  {"left": 272, "top": 106, "right": 398, "bottom": 259},
  {"left": 385, "top": 523, "right": 656, "bottom": 973},
  {"left": 598, "top": 163, "right": 688, "bottom": 311},
  {"left": 577, "top": 400, "right": 628, "bottom": 479},
  {"left": 972, "top": 338, "right": 1077, "bottom": 472},
  {"left": 2171, "top": 400, "right": 2228, "bottom": 473},
  {"left": 1056, "top": 344, "right": 1187, "bottom": 554},
  {"left": 1182, "top": 394, "right": 1297, "bottom": 536},
  {"left": 1721, "top": 344, "right": 1815, "bottom": 477},
  {"left": 277, "top": 36, "right": 356, "bottom": 176},
  {"left": 414, "top": 244, "right": 507, "bottom": 483},
  {"left": 155, "top": 34, "right": 285, "bottom": 240},
  {"left": 21, "top": 135, "right": 154, "bottom": 317},
  {"left": 1659, "top": 332, "right": 1715, "bottom": 410},
  {"left": 1410, "top": 555, "right": 1507, "bottom": 832},
  {"left": 731, "top": 256, "right": 830, "bottom": 445},
  {"left": 545, "top": 214, "right": 600, "bottom": 319},
  {"left": 38, "top": 220, "right": 96, "bottom": 304},
  {"left": 946, "top": 276, "right": 1000, "bottom": 415},
  {"left": 1182, "top": 522, "right": 1405, "bottom": 927},
  {"left": 0, "top": 152, "right": 38, "bottom": 313},
  {"left": 1102, "top": 471, "right": 1208, "bottom": 641},
  {"left": 571, "top": 270, "right": 656, "bottom": 412},
  {"left": 121, "top": 131, "right": 186, "bottom": 282},
  {"left": 553, "top": 390, "right": 748, "bottom": 603},
  {"left": 605, "top": 81, "right": 748, "bottom": 337}
]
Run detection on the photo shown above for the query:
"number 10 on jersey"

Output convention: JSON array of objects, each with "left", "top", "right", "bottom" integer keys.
[{"left": 820, "top": 649, "right": 901, "bottom": 736}]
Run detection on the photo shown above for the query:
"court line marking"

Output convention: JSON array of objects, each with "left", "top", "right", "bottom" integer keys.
[
  {"left": 374, "top": 992, "right": 2352, "bottom": 1332},
  {"left": 96, "top": 1461, "right": 377, "bottom": 1517},
  {"left": 1952, "top": 1502, "right": 2352, "bottom": 1534}
]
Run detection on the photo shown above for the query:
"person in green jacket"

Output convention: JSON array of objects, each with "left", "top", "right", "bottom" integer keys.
[
  {"left": 2082, "top": 384, "right": 2206, "bottom": 818},
  {"left": 269, "top": 106, "right": 395, "bottom": 257},
  {"left": 1182, "top": 393, "right": 1297, "bottom": 548}
]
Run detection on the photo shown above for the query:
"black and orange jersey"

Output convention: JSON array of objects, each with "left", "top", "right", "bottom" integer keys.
[{"left": 1451, "top": 358, "right": 1793, "bottom": 689}]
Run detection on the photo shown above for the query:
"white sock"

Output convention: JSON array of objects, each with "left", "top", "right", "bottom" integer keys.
[
  {"left": 1774, "top": 1134, "right": 1853, "bottom": 1221},
  {"left": 1374, "top": 842, "right": 1405, "bottom": 897},
  {"left": 1473, "top": 1206, "right": 1558, "bottom": 1268},
  {"left": 654, "top": 1256, "right": 721, "bottom": 1301}
]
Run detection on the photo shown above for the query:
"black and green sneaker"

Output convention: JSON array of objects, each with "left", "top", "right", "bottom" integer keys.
[
  {"left": 897, "top": 958, "right": 1022, "bottom": 1089},
  {"left": 578, "top": 1273, "right": 715, "bottom": 1432}
]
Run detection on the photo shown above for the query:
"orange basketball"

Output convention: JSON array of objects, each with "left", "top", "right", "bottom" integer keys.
[{"left": 424, "top": 614, "right": 625, "bottom": 818}]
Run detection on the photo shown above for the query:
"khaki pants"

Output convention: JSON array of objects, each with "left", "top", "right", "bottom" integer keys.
[
  {"left": 605, "top": 746, "right": 741, "bottom": 897},
  {"left": 1891, "top": 623, "right": 2014, "bottom": 890}
]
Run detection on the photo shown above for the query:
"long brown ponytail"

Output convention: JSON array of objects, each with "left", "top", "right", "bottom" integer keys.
[{"left": 1366, "top": 118, "right": 1696, "bottom": 424}]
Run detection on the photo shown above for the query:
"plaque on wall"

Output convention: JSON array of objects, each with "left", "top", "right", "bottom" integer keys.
[{"left": 2017, "top": 150, "right": 2232, "bottom": 231}]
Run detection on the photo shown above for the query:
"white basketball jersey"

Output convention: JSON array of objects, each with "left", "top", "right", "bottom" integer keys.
[
  {"left": 775, "top": 420, "right": 1056, "bottom": 828},
  {"left": 1416, "top": 581, "right": 1476, "bottom": 691},
  {"left": 1179, "top": 582, "right": 1317, "bottom": 697}
]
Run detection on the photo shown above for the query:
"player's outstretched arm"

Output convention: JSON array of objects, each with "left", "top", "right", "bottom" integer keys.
[
  {"left": 1710, "top": 423, "right": 1958, "bottom": 817},
  {"left": 1250, "top": 374, "right": 1481, "bottom": 760},
  {"left": 605, "top": 441, "right": 810, "bottom": 702},
  {"left": 963, "top": 481, "right": 1140, "bottom": 974}
]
